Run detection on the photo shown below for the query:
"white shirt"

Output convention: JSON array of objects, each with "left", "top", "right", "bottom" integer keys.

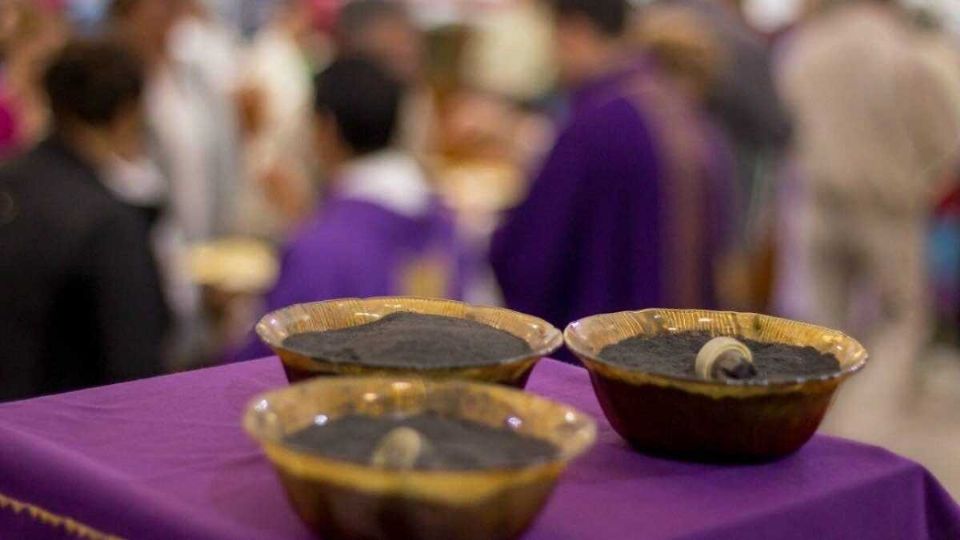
[{"left": 337, "top": 150, "right": 433, "bottom": 218}]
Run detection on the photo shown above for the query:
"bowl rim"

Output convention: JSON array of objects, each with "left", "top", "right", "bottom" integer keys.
[
  {"left": 243, "top": 376, "right": 598, "bottom": 480},
  {"left": 564, "top": 308, "right": 869, "bottom": 389},
  {"left": 255, "top": 296, "right": 565, "bottom": 370}
]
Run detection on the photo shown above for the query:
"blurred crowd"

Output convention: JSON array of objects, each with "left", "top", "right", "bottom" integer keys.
[{"left": 2, "top": 0, "right": 960, "bottom": 400}]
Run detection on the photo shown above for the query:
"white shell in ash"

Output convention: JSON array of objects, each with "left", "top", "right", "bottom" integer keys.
[
  {"left": 695, "top": 337, "right": 754, "bottom": 380},
  {"left": 370, "top": 427, "right": 429, "bottom": 469}
]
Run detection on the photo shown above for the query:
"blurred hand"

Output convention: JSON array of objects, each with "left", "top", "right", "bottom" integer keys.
[
  {"left": 259, "top": 164, "right": 312, "bottom": 223},
  {"left": 235, "top": 85, "right": 267, "bottom": 139}
]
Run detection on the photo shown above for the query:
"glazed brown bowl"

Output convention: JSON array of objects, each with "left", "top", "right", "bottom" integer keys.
[
  {"left": 565, "top": 309, "right": 868, "bottom": 462},
  {"left": 256, "top": 297, "right": 563, "bottom": 388},
  {"left": 244, "top": 376, "right": 596, "bottom": 540}
]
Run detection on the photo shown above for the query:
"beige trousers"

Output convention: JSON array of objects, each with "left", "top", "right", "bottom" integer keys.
[{"left": 804, "top": 200, "right": 931, "bottom": 367}]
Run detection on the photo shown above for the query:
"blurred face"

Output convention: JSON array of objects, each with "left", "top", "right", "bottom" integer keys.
[
  {"left": 280, "top": 0, "right": 316, "bottom": 38},
  {"left": 1, "top": 2, "right": 67, "bottom": 69},
  {"left": 106, "top": 101, "right": 146, "bottom": 159},
  {"left": 313, "top": 111, "right": 350, "bottom": 168},
  {"left": 116, "top": 0, "right": 184, "bottom": 61},
  {"left": 0, "top": 2, "right": 18, "bottom": 53},
  {"left": 553, "top": 14, "right": 604, "bottom": 87},
  {"left": 358, "top": 16, "right": 423, "bottom": 84}
]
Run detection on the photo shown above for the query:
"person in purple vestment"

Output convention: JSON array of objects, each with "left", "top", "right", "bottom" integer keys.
[
  {"left": 232, "top": 57, "right": 465, "bottom": 361},
  {"left": 490, "top": 0, "right": 736, "bottom": 359}
]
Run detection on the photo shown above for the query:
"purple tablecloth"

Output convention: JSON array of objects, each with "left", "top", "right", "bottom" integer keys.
[{"left": 0, "top": 358, "right": 958, "bottom": 540}]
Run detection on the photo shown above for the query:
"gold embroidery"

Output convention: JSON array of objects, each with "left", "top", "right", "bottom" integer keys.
[{"left": 0, "top": 490, "right": 124, "bottom": 540}]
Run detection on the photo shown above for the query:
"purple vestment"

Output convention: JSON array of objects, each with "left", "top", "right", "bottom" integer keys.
[
  {"left": 490, "top": 59, "right": 736, "bottom": 352},
  {"left": 233, "top": 194, "right": 465, "bottom": 361}
]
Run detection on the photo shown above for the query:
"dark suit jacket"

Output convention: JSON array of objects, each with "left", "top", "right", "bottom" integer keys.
[{"left": 0, "top": 137, "right": 170, "bottom": 401}]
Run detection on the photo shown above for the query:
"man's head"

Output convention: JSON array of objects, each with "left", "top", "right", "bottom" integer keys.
[
  {"left": 109, "top": 0, "right": 184, "bottom": 65},
  {"left": 44, "top": 39, "right": 145, "bottom": 156},
  {"left": 0, "top": 0, "right": 66, "bottom": 66},
  {"left": 274, "top": 0, "right": 318, "bottom": 39},
  {"left": 313, "top": 57, "right": 403, "bottom": 166},
  {"left": 634, "top": 5, "right": 723, "bottom": 102},
  {"left": 547, "top": 0, "right": 630, "bottom": 86},
  {"left": 335, "top": 0, "right": 422, "bottom": 84}
]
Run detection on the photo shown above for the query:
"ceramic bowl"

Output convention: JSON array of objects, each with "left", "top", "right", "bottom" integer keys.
[
  {"left": 244, "top": 376, "right": 596, "bottom": 540},
  {"left": 565, "top": 309, "right": 867, "bottom": 462},
  {"left": 256, "top": 297, "right": 562, "bottom": 387}
]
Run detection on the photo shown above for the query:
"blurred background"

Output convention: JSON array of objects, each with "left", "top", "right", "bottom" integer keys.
[{"left": 1, "top": 0, "right": 960, "bottom": 497}]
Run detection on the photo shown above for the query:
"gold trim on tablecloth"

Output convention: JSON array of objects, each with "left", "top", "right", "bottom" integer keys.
[{"left": 0, "top": 490, "right": 123, "bottom": 540}]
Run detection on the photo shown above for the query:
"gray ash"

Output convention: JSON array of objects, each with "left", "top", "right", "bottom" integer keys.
[
  {"left": 598, "top": 332, "right": 840, "bottom": 381},
  {"left": 284, "top": 413, "right": 558, "bottom": 470},
  {"left": 282, "top": 312, "right": 532, "bottom": 368}
]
